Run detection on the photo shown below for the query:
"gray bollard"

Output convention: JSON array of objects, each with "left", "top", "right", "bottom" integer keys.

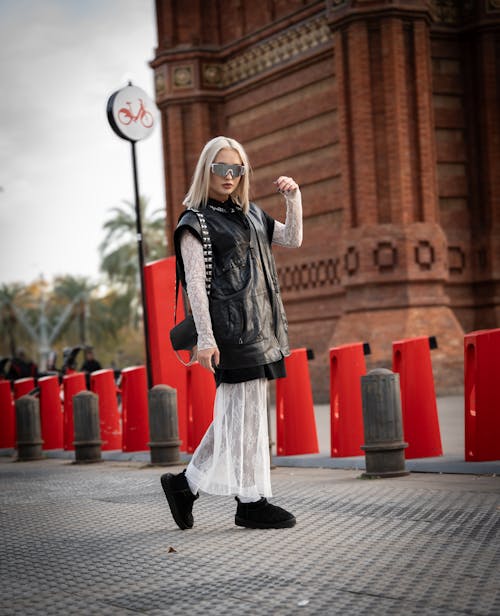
[
  {"left": 73, "top": 391, "right": 102, "bottom": 463},
  {"left": 15, "top": 395, "right": 43, "bottom": 461},
  {"left": 360, "top": 368, "right": 409, "bottom": 478},
  {"left": 148, "top": 385, "right": 181, "bottom": 466}
]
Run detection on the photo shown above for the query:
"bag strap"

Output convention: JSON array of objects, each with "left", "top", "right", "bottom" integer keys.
[
  {"left": 197, "top": 210, "right": 213, "bottom": 297},
  {"left": 172, "top": 210, "right": 213, "bottom": 364}
]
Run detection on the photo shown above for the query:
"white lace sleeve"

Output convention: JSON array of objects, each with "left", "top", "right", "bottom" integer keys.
[
  {"left": 272, "top": 188, "right": 303, "bottom": 247},
  {"left": 180, "top": 230, "right": 217, "bottom": 351}
]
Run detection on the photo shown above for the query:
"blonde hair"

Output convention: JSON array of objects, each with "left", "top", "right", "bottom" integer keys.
[{"left": 183, "top": 136, "right": 251, "bottom": 214}]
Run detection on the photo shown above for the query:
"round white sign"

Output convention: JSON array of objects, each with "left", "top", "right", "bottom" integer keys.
[{"left": 107, "top": 84, "right": 156, "bottom": 142}]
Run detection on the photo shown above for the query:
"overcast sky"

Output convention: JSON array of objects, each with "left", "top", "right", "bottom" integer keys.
[{"left": 0, "top": 0, "right": 165, "bottom": 286}]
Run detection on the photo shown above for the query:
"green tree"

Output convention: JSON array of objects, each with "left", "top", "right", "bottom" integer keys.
[
  {"left": 51, "top": 275, "right": 95, "bottom": 346},
  {"left": 51, "top": 275, "right": 132, "bottom": 350},
  {"left": 99, "top": 197, "right": 166, "bottom": 290},
  {"left": 99, "top": 196, "right": 166, "bottom": 327},
  {"left": 0, "top": 283, "right": 26, "bottom": 356}
]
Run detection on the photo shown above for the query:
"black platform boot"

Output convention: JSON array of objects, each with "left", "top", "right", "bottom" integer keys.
[
  {"left": 160, "top": 470, "right": 199, "bottom": 530},
  {"left": 235, "top": 497, "right": 296, "bottom": 529}
]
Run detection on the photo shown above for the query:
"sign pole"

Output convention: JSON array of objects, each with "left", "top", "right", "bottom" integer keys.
[
  {"left": 107, "top": 81, "right": 157, "bottom": 390},
  {"left": 131, "top": 139, "right": 153, "bottom": 389}
]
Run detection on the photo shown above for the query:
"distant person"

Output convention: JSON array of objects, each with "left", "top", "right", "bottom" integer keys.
[
  {"left": 80, "top": 347, "right": 101, "bottom": 374},
  {"left": 0, "top": 357, "right": 10, "bottom": 380},
  {"left": 7, "top": 348, "right": 38, "bottom": 381},
  {"left": 80, "top": 347, "right": 101, "bottom": 388},
  {"left": 61, "top": 346, "right": 82, "bottom": 376}
]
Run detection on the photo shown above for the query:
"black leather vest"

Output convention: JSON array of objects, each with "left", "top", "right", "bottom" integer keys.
[{"left": 174, "top": 202, "right": 290, "bottom": 370}]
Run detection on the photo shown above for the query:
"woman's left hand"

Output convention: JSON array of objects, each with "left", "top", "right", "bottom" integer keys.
[
  {"left": 275, "top": 176, "right": 299, "bottom": 194},
  {"left": 197, "top": 346, "right": 220, "bottom": 373}
]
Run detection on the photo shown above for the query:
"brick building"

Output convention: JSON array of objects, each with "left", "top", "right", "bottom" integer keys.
[{"left": 151, "top": 0, "right": 500, "bottom": 401}]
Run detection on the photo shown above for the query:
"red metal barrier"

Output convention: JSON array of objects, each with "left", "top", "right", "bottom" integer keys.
[
  {"left": 392, "top": 336, "right": 442, "bottom": 459},
  {"left": 121, "top": 366, "right": 149, "bottom": 452},
  {"left": 276, "top": 348, "right": 319, "bottom": 456},
  {"left": 63, "top": 372, "right": 86, "bottom": 450},
  {"left": 464, "top": 328, "right": 500, "bottom": 462},
  {"left": 14, "top": 377, "right": 35, "bottom": 399},
  {"left": 38, "top": 375, "right": 63, "bottom": 449},
  {"left": 329, "top": 342, "right": 368, "bottom": 457},
  {"left": 90, "top": 369, "right": 122, "bottom": 450},
  {"left": 186, "top": 362, "right": 216, "bottom": 453},
  {"left": 0, "top": 380, "right": 15, "bottom": 448},
  {"left": 144, "top": 256, "right": 188, "bottom": 451}
]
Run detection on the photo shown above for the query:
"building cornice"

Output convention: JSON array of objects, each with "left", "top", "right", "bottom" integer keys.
[{"left": 152, "top": 11, "right": 333, "bottom": 105}]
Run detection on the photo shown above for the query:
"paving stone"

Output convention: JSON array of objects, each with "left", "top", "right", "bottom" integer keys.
[{"left": 0, "top": 458, "right": 499, "bottom": 615}]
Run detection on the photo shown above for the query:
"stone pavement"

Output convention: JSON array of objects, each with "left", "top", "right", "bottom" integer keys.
[{"left": 1, "top": 456, "right": 499, "bottom": 615}]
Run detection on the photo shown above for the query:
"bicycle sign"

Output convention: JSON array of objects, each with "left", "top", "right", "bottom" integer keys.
[
  {"left": 107, "top": 84, "right": 156, "bottom": 142},
  {"left": 118, "top": 98, "right": 154, "bottom": 128}
]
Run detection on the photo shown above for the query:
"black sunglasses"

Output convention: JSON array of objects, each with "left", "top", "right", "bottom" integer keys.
[{"left": 210, "top": 163, "right": 246, "bottom": 178}]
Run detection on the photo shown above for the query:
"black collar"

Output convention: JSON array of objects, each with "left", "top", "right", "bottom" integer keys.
[{"left": 206, "top": 197, "right": 241, "bottom": 214}]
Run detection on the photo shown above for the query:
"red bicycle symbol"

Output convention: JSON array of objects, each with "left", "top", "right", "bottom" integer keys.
[{"left": 118, "top": 98, "right": 154, "bottom": 128}]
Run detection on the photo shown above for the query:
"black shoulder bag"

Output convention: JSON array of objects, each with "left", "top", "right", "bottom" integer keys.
[{"left": 169, "top": 210, "right": 213, "bottom": 363}]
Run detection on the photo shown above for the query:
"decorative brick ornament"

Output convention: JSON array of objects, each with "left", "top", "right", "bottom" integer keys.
[
  {"left": 415, "top": 241, "right": 435, "bottom": 271},
  {"left": 448, "top": 246, "right": 466, "bottom": 275},
  {"left": 173, "top": 65, "right": 193, "bottom": 89},
  {"left": 374, "top": 242, "right": 398, "bottom": 273},
  {"left": 278, "top": 258, "right": 340, "bottom": 294},
  {"left": 344, "top": 246, "right": 360, "bottom": 277}
]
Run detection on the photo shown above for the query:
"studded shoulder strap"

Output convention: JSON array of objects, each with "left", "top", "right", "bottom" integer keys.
[
  {"left": 173, "top": 209, "right": 212, "bottom": 325},
  {"left": 194, "top": 210, "right": 213, "bottom": 296}
]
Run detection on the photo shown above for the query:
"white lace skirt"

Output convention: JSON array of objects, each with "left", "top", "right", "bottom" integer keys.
[{"left": 185, "top": 378, "right": 272, "bottom": 500}]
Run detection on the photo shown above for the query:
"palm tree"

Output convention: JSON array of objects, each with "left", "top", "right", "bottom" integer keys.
[
  {"left": 100, "top": 197, "right": 166, "bottom": 283},
  {"left": 99, "top": 196, "right": 166, "bottom": 325}
]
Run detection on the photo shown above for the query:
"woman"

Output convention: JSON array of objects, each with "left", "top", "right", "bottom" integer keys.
[{"left": 161, "top": 136, "right": 302, "bottom": 530}]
